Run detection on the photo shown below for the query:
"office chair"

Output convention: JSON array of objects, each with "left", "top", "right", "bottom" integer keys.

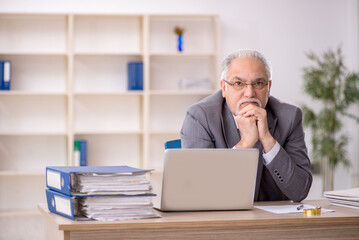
[{"left": 164, "top": 139, "right": 182, "bottom": 149}]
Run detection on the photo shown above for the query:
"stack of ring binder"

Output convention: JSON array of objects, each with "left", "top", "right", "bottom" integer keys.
[{"left": 45, "top": 165, "right": 160, "bottom": 221}]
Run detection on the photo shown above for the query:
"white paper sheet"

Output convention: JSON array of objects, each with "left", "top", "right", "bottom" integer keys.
[{"left": 254, "top": 204, "right": 335, "bottom": 214}]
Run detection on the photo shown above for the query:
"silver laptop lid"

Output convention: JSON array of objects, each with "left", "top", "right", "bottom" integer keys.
[{"left": 153, "top": 148, "right": 259, "bottom": 211}]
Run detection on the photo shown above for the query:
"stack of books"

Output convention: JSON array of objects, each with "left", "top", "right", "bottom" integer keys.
[
  {"left": 46, "top": 165, "right": 160, "bottom": 221},
  {"left": 324, "top": 188, "right": 359, "bottom": 209}
]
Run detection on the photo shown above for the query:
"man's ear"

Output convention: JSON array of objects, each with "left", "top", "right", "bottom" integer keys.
[{"left": 220, "top": 80, "right": 227, "bottom": 98}]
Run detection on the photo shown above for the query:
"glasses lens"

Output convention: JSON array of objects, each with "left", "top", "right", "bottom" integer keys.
[{"left": 253, "top": 81, "right": 267, "bottom": 90}]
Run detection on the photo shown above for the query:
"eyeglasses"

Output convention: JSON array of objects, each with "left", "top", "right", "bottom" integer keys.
[{"left": 223, "top": 79, "right": 269, "bottom": 90}]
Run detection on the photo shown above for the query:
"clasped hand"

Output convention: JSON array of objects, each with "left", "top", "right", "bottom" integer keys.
[{"left": 234, "top": 104, "right": 275, "bottom": 153}]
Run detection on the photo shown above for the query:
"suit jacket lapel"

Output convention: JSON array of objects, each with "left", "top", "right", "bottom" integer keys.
[
  {"left": 221, "top": 102, "right": 240, "bottom": 148},
  {"left": 253, "top": 140, "right": 263, "bottom": 200},
  {"left": 266, "top": 105, "right": 278, "bottom": 137}
]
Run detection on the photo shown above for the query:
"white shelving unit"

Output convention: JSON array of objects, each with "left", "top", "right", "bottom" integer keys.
[{"left": 0, "top": 13, "right": 220, "bottom": 211}]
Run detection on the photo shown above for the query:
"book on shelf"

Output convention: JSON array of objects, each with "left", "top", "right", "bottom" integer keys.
[
  {"left": 127, "top": 61, "right": 143, "bottom": 91},
  {"left": 74, "top": 140, "right": 87, "bottom": 166},
  {"left": 45, "top": 165, "right": 160, "bottom": 221},
  {"left": 324, "top": 188, "right": 359, "bottom": 210},
  {"left": 0, "top": 61, "right": 11, "bottom": 91}
]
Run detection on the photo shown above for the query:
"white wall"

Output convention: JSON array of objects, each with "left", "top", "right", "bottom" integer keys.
[{"left": 1, "top": 0, "right": 358, "bottom": 197}]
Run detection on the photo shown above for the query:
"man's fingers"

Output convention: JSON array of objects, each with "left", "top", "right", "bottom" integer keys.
[
  {"left": 236, "top": 115, "right": 256, "bottom": 126},
  {"left": 238, "top": 104, "right": 261, "bottom": 116},
  {"left": 239, "top": 108, "right": 266, "bottom": 120}
]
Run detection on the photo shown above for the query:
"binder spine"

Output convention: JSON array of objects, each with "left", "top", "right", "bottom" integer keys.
[
  {"left": 0, "top": 62, "right": 3, "bottom": 90},
  {"left": 46, "top": 167, "right": 72, "bottom": 195},
  {"left": 74, "top": 140, "right": 81, "bottom": 166},
  {"left": 74, "top": 140, "right": 87, "bottom": 166},
  {"left": 137, "top": 62, "right": 143, "bottom": 90},
  {"left": 46, "top": 189, "right": 75, "bottom": 220},
  {"left": 80, "top": 140, "right": 87, "bottom": 166},
  {"left": 2, "top": 61, "right": 11, "bottom": 90},
  {"left": 127, "top": 62, "right": 143, "bottom": 91}
]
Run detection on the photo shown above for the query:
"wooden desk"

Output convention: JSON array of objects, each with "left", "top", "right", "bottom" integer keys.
[{"left": 38, "top": 200, "right": 359, "bottom": 240}]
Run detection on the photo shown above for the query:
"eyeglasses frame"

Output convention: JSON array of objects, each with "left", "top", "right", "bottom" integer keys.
[{"left": 222, "top": 79, "right": 269, "bottom": 90}]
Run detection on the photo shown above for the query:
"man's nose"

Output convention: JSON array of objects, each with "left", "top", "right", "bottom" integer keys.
[{"left": 243, "top": 84, "right": 256, "bottom": 97}]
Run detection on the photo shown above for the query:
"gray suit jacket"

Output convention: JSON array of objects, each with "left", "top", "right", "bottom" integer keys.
[{"left": 180, "top": 90, "right": 312, "bottom": 202}]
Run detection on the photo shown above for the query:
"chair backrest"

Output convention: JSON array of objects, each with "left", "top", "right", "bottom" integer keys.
[{"left": 164, "top": 139, "right": 182, "bottom": 149}]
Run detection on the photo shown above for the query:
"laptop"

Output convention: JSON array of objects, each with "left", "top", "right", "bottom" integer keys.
[{"left": 152, "top": 148, "right": 259, "bottom": 211}]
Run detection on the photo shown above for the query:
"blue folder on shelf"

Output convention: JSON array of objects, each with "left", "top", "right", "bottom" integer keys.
[
  {"left": 127, "top": 61, "right": 143, "bottom": 90},
  {"left": 79, "top": 140, "right": 87, "bottom": 166},
  {"left": 46, "top": 165, "right": 151, "bottom": 196},
  {"left": 0, "top": 61, "right": 11, "bottom": 90},
  {"left": 0, "top": 61, "right": 2, "bottom": 90},
  {"left": 74, "top": 140, "right": 87, "bottom": 166}
]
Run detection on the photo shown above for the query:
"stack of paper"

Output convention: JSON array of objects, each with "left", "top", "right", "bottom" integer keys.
[
  {"left": 73, "top": 172, "right": 151, "bottom": 195},
  {"left": 46, "top": 166, "right": 160, "bottom": 221},
  {"left": 81, "top": 195, "right": 156, "bottom": 221},
  {"left": 324, "top": 188, "right": 359, "bottom": 209}
]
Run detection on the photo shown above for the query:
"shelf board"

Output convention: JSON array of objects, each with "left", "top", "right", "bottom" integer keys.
[
  {"left": 73, "top": 13, "right": 143, "bottom": 17},
  {"left": 150, "top": 52, "right": 216, "bottom": 57},
  {"left": 149, "top": 14, "right": 218, "bottom": 18},
  {"left": 0, "top": 52, "right": 67, "bottom": 56},
  {"left": 0, "top": 91, "right": 67, "bottom": 96},
  {"left": 149, "top": 90, "right": 214, "bottom": 96},
  {"left": 74, "top": 52, "right": 143, "bottom": 56},
  {"left": 0, "top": 170, "right": 45, "bottom": 177},
  {"left": 74, "top": 91, "right": 144, "bottom": 96},
  {"left": 74, "top": 130, "right": 143, "bottom": 135},
  {"left": 0, "top": 132, "right": 67, "bottom": 136},
  {"left": 0, "top": 13, "right": 67, "bottom": 17}
]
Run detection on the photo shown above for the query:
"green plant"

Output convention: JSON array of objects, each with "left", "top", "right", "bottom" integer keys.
[{"left": 302, "top": 47, "right": 359, "bottom": 191}]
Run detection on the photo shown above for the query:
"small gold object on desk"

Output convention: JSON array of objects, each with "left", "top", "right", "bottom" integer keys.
[{"left": 303, "top": 206, "right": 322, "bottom": 216}]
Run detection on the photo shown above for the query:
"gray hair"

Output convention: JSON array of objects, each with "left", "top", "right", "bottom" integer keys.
[{"left": 220, "top": 49, "right": 272, "bottom": 81}]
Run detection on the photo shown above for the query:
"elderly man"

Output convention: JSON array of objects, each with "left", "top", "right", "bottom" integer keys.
[{"left": 180, "top": 49, "right": 312, "bottom": 202}]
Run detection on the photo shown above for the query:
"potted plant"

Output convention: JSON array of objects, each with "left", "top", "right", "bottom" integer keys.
[{"left": 302, "top": 47, "right": 359, "bottom": 193}]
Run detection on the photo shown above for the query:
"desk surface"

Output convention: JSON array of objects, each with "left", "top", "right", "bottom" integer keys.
[{"left": 38, "top": 199, "right": 359, "bottom": 234}]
